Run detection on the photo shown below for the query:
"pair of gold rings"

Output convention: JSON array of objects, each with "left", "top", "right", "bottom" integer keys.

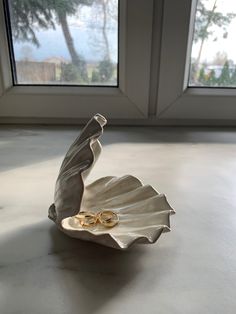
[{"left": 75, "top": 210, "right": 119, "bottom": 228}]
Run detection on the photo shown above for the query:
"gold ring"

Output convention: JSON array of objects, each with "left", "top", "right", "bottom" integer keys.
[
  {"left": 97, "top": 210, "right": 119, "bottom": 228},
  {"left": 75, "top": 211, "right": 97, "bottom": 227}
]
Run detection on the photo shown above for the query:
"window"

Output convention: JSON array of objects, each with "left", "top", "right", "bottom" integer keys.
[
  {"left": 0, "top": 1, "right": 153, "bottom": 120},
  {"left": 6, "top": 0, "right": 118, "bottom": 86},
  {"left": 1, "top": 0, "right": 236, "bottom": 123},
  {"left": 189, "top": 0, "right": 236, "bottom": 88},
  {"left": 156, "top": 0, "right": 236, "bottom": 122}
]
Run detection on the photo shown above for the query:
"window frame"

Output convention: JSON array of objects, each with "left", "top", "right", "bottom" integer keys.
[
  {"left": 0, "top": 0, "right": 153, "bottom": 120},
  {"left": 1, "top": 0, "right": 236, "bottom": 125},
  {"left": 156, "top": 0, "right": 236, "bottom": 122}
]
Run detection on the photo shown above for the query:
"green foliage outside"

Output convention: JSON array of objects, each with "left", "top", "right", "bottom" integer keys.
[
  {"left": 61, "top": 59, "right": 116, "bottom": 84},
  {"left": 91, "top": 59, "right": 114, "bottom": 84},
  {"left": 60, "top": 63, "right": 84, "bottom": 83},
  {"left": 193, "top": 61, "right": 236, "bottom": 87}
]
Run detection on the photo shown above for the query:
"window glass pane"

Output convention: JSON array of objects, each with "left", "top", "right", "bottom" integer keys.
[
  {"left": 189, "top": 0, "right": 236, "bottom": 87},
  {"left": 6, "top": 0, "right": 118, "bottom": 86}
]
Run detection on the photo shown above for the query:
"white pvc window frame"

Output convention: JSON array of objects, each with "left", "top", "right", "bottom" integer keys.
[
  {"left": 156, "top": 0, "right": 236, "bottom": 122},
  {"left": 1, "top": 0, "right": 236, "bottom": 125},
  {"left": 0, "top": 0, "right": 153, "bottom": 121}
]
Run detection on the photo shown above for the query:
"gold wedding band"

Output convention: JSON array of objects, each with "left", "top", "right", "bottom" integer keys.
[
  {"left": 75, "top": 210, "right": 119, "bottom": 228},
  {"left": 75, "top": 211, "right": 97, "bottom": 227},
  {"left": 97, "top": 210, "right": 119, "bottom": 228}
]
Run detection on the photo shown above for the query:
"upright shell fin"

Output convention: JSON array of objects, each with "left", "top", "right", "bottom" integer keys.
[{"left": 48, "top": 114, "right": 107, "bottom": 223}]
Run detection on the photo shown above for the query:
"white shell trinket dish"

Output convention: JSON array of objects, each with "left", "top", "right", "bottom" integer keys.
[{"left": 48, "top": 114, "right": 175, "bottom": 250}]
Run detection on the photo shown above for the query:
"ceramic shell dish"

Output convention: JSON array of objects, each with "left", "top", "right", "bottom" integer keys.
[{"left": 48, "top": 114, "right": 175, "bottom": 249}]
